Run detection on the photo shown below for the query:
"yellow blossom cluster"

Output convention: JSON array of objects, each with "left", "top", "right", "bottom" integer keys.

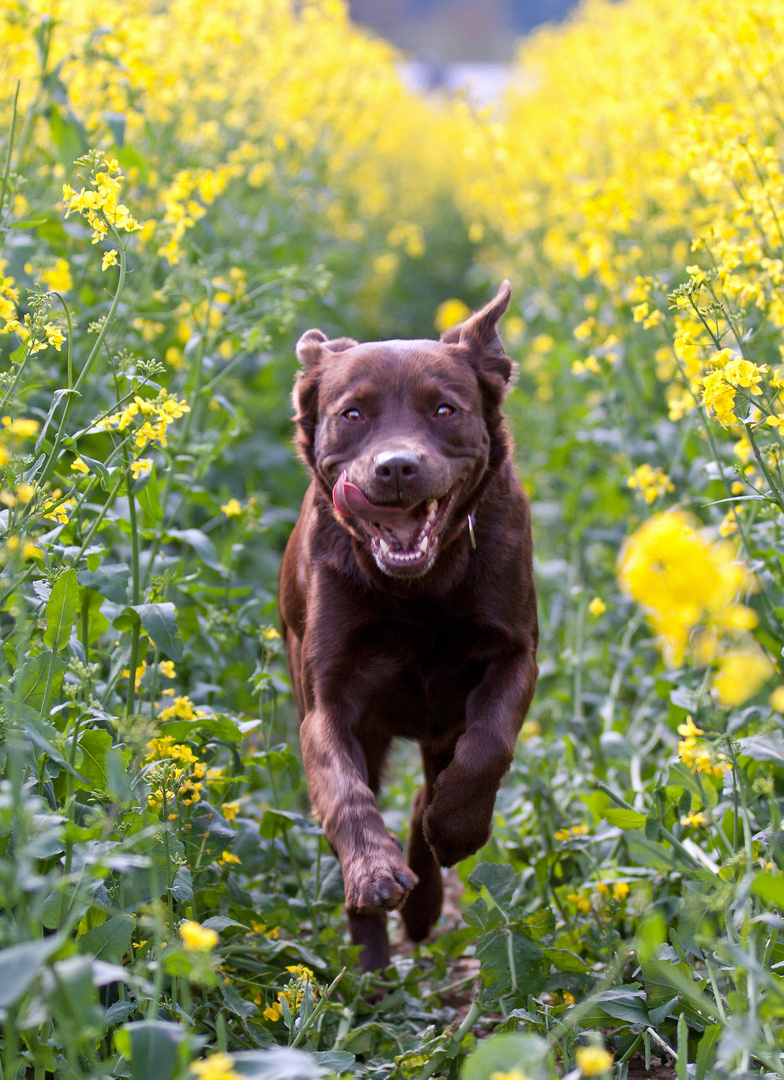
[
  {"left": 62, "top": 158, "right": 140, "bottom": 243},
  {"left": 677, "top": 716, "right": 731, "bottom": 778},
  {"left": 2, "top": 0, "right": 461, "bottom": 281},
  {"left": 627, "top": 464, "right": 674, "bottom": 505},
  {"left": 262, "top": 964, "right": 319, "bottom": 1023},
  {"left": 618, "top": 511, "right": 760, "bottom": 671},
  {"left": 97, "top": 392, "right": 190, "bottom": 451}
]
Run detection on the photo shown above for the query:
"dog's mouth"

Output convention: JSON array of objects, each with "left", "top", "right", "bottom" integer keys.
[{"left": 333, "top": 471, "right": 461, "bottom": 576}]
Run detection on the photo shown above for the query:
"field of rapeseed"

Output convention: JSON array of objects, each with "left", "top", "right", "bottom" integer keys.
[{"left": 2, "top": 0, "right": 784, "bottom": 1077}]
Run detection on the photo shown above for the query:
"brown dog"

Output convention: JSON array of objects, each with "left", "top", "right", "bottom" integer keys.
[{"left": 279, "top": 281, "right": 538, "bottom": 971}]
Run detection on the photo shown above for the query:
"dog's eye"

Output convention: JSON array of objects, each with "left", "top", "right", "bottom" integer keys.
[
  {"left": 434, "top": 404, "right": 456, "bottom": 418},
  {"left": 342, "top": 408, "right": 363, "bottom": 421}
]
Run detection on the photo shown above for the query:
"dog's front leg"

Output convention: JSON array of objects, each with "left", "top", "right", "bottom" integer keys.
[
  {"left": 300, "top": 702, "right": 418, "bottom": 913},
  {"left": 423, "top": 647, "right": 537, "bottom": 867}
]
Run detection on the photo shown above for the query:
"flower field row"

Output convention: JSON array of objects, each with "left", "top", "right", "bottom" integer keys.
[{"left": 1, "top": 0, "right": 784, "bottom": 1077}]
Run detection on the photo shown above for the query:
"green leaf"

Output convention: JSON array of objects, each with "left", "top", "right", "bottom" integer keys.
[
  {"left": 750, "top": 870, "right": 784, "bottom": 908},
  {"left": 116, "top": 1020, "right": 186, "bottom": 1080},
  {"left": 738, "top": 733, "right": 784, "bottom": 768},
  {"left": 461, "top": 1033, "right": 555, "bottom": 1080},
  {"left": 76, "top": 453, "right": 111, "bottom": 486},
  {"left": 131, "top": 602, "right": 184, "bottom": 661},
  {"left": 161, "top": 713, "right": 244, "bottom": 743},
  {"left": 542, "top": 947, "right": 591, "bottom": 974},
  {"left": 79, "top": 914, "right": 135, "bottom": 964},
  {"left": 696, "top": 1024, "right": 721, "bottom": 1080},
  {"left": 12, "top": 653, "right": 66, "bottom": 710},
  {"left": 0, "top": 935, "right": 64, "bottom": 1008},
  {"left": 43, "top": 568, "right": 79, "bottom": 651},
  {"left": 603, "top": 807, "right": 647, "bottom": 830},
  {"left": 166, "top": 527, "right": 223, "bottom": 571},
  {"left": 468, "top": 861, "right": 520, "bottom": 910},
  {"left": 75, "top": 728, "right": 119, "bottom": 791},
  {"left": 476, "top": 930, "right": 546, "bottom": 997},
  {"left": 136, "top": 462, "right": 164, "bottom": 522},
  {"left": 580, "top": 985, "right": 650, "bottom": 1025},
  {"left": 42, "top": 955, "right": 104, "bottom": 1035}
]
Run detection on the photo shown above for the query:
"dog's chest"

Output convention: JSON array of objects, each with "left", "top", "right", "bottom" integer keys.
[{"left": 364, "top": 618, "right": 488, "bottom": 740}]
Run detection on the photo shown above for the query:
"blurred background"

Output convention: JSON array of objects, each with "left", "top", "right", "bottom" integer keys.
[{"left": 350, "top": 0, "right": 579, "bottom": 101}]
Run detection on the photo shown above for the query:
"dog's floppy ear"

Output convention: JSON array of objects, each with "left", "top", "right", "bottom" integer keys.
[
  {"left": 296, "top": 328, "right": 328, "bottom": 368},
  {"left": 442, "top": 281, "right": 514, "bottom": 401},
  {"left": 293, "top": 329, "right": 359, "bottom": 472}
]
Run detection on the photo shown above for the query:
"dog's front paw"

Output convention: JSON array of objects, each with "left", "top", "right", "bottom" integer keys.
[
  {"left": 423, "top": 783, "right": 495, "bottom": 867},
  {"left": 343, "top": 847, "right": 418, "bottom": 914}
]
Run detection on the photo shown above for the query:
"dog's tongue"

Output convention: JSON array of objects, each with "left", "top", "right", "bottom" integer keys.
[{"left": 332, "top": 471, "right": 413, "bottom": 525}]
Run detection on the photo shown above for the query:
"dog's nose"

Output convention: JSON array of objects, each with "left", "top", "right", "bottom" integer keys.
[{"left": 373, "top": 449, "right": 421, "bottom": 484}]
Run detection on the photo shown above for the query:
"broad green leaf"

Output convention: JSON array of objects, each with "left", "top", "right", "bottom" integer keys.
[
  {"left": 0, "top": 935, "right": 64, "bottom": 1008},
  {"left": 604, "top": 807, "right": 647, "bottom": 829},
  {"left": 43, "top": 568, "right": 79, "bottom": 651},
  {"left": 166, "top": 527, "right": 223, "bottom": 571},
  {"left": 461, "top": 1033, "right": 555, "bottom": 1080},
  {"left": 135, "top": 463, "right": 164, "bottom": 521},
  {"left": 42, "top": 955, "right": 103, "bottom": 1034},
  {"left": 476, "top": 930, "right": 546, "bottom": 996},
  {"left": 750, "top": 870, "right": 784, "bottom": 908},
  {"left": 468, "top": 862, "right": 520, "bottom": 910},
  {"left": 79, "top": 914, "right": 135, "bottom": 964},
  {"left": 738, "top": 733, "right": 784, "bottom": 768},
  {"left": 231, "top": 1048, "right": 327, "bottom": 1079},
  {"left": 131, "top": 602, "right": 184, "bottom": 661},
  {"left": 75, "top": 729, "right": 126, "bottom": 791},
  {"left": 116, "top": 1020, "right": 185, "bottom": 1080},
  {"left": 7, "top": 652, "right": 59, "bottom": 710}
]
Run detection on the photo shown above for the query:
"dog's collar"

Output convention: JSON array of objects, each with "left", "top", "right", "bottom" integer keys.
[{"left": 466, "top": 511, "right": 477, "bottom": 550}]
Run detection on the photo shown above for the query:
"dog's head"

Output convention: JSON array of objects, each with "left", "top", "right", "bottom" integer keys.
[{"left": 292, "top": 281, "right": 514, "bottom": 579}]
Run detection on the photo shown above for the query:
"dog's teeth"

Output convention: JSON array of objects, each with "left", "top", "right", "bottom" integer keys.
[
  {"left": 379, "top": 539, "right": 391, "bottom": 555},
  {"left": 426, "top": 500, "right": 438, "bottom": 522},
  {"left": 418, "top": 536, "right": 428, "bottom": 553}
]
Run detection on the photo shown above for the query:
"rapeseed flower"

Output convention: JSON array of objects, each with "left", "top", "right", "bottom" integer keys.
[
  {"left": 180, "top": 920, "right": 219, "bottom": 952},
  {"left": 618, "top": 511, "right": 756, "bottom": 665},
  {"left": 576, "top": 1046, "right": 614, "bottom": 1076},
  {"left": 190, "top": 1054, "right": 240, "bottom": 1080}
]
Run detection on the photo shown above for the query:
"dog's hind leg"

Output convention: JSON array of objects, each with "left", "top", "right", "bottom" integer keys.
[{"left": 400, "top": 740, "right": 456, "bottom": 943}]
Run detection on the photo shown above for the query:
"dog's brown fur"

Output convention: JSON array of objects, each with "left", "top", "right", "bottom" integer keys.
[{"left": 279, "top": 282, "right": 538, "bottom": 970}]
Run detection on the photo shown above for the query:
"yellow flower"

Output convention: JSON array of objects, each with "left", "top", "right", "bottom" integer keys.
[
  {"left": 434, "top": 298, "right": 471, "bottom": 333},
  {"left": 263, "top": 1002, "right": 282, "bottom": 1022},
  {"left": 121, "top": 660, "right": 147, "bottom": 691},
  {"left": 627, "top": 463, "right": 674, "bottom": 504},
  {"left": 102, "top": 250, "right": 119, "bottom": 271},
  {"left": 190, "top": 1053, "right": 240, "bottom": 1080},
  {"left": 612, "top": 882, "right": 629, "bottom": 901},
  {"left": 769, "top": 686, "right": 784, "bottom": 713},
  {"left": 41, "top": 258, "right": 72, "bottom": 293},
  {"left": 220, "top": 498, "right": 242, "bottom": 517},
  {"left": 567, "top": 892, "right": 592, "bottom": 914},
  {"left": 158, "top": 695, "right": 201, "bottom": 722},
  {"left": 44, "top": 324, "right": 66, "bottom": 351},
  {"left": 222, "top": 801, "right": 240, "bottom": 821},
  {"left": 713, "top": 650, "right": 774, "bottom": 707},
  {"left": 71, "top": 457, "right": 90, "bottom": 474},
  {"left": 130, "top": 458, "right": 153, "bottom": 478},
  {"left": 180, "top": 920, "right": 219, "bottom": 952},
  {"left": 489, "top": 1072, "right": 533, "bottom": 1080},
  {"left": 576, "top": 1046, "right": 614, "bottom": 1076},
  {"left": 159, "top": 660, "right": 176, "bottom": 679},
  {"left": 681, "top": 811, "right": 708, "bottom": 827},
  {"left": 2, "top": 417, "right": 40, "bottom": 439},
  {"left": 677, "top": 715, "right": 703, "bottom": 738},
  {"left": 218, "top": 850, "right": 241, "bottom": 866},
  {"left": 618, "top": 511, "right": 756, "bottom": 666},
  {"left": 588, "top": 597, "right": 606, "bottom": 615}
]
